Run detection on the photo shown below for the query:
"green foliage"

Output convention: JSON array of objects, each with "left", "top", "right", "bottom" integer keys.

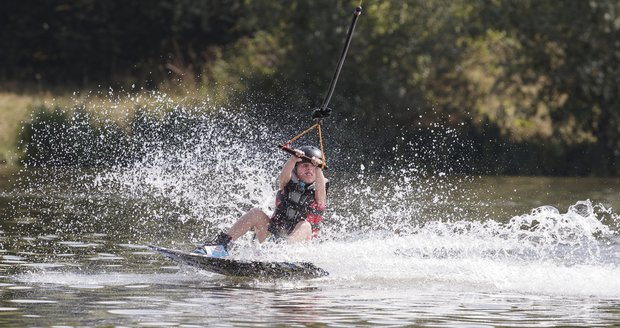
[
  {"left": 0, "top": 0, "right": 249, "bottom": 88},
  {"left": 3, "top": 0, "right": 620, "bottom": 175},
  {"left": 474, "top": 0, "right": 620, "bottom": 175}
]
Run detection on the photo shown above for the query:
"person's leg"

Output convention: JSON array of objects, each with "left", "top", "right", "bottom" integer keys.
[
  {"left": 227, "top": 208, "right": 271, "bottom": 242},
  {"left": 286, "top": 220, "right": 312, "bottom": 243}
]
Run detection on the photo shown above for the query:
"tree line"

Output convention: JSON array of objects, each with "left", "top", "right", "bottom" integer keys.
[{"left": 2, "top": 0, "right": 619, "bottom": 175}]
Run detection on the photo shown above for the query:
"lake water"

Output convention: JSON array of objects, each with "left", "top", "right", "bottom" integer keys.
[{"left": 0, "top": 164, "right": 618, "bottom": 327}]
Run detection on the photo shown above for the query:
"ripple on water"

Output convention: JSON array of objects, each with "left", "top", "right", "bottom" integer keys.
[
  {"left": 0, "top": 307, "right": 19, "bottom": 311},
  {"left": 15, "top": 217, "right": 36, "bottom": 225},
  {"left": 38, "top": 234, "right": 59, "bottom": 241},
  {"left": 88, "top": 253, "right": 124, "bottom": 261},
  {"left": 10, "top": 299, "right": 57, "bottom": 304},
  {"left": 117, "top": 244, "right": 149, "bottom": 249},
  {"left": 2, "top": 260, "right": 27, "bottom": 264},
  {"left": 132, "top": 251, "right": 156, "bottom": 256},
  {"left": 93, "top": 301, "right": 128, "bottom": 305},
  {"left": 2, "top": 255, "right": 25, "bottom": 261},
  {"left": 58, "top": 241, "right": 101, "bottom": 248},
  {"left": 69, "top": 284, "right": 104, "bottom": 289},
  {"left": 137, "top": 322, "right": 180, "bottom": 327},
  {"left": 124, "top": 284, "right": 151, "bottom": 289},
  {"left": 107, "top": 309, "right": 181, "bottom": 316},
  {"left": 22, "top": 263, "right": 66, "bottom": 269}
]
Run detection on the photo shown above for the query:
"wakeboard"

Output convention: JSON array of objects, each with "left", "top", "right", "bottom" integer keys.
[{"left": 149, "top": 245, "right": 329, "bottom": 279}]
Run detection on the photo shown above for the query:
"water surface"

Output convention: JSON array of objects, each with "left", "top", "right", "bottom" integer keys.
[{"left": 1, "top": 166, "right": 618, "bottom": 327}]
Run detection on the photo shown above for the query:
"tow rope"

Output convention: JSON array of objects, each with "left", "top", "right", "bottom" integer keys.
[{"left": 279, "top": 5, "right": 363, "bottom": 169}]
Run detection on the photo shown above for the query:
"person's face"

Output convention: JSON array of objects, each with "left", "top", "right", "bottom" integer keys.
[{"left": 296, "top": 162, "right": 316, "bottom": 184}]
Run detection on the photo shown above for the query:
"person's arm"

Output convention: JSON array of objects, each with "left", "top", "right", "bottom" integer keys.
[
  {"left": 278, "top": 152, "right": 302, "bottom": 190},
  {"left": 313, "top": 164, "right": 327, "bottom": 206}
]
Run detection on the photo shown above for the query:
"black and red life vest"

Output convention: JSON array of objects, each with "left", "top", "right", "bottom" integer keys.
[{"left": 272, "top": 172, "right": 326, "bottom": 237}]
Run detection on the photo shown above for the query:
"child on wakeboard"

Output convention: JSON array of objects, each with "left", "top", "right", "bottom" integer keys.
[{"left": 194, "top": 145, "right": 327, "bottom": 257}]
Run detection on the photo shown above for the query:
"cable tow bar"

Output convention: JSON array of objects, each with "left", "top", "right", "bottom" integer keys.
[
  {"left": 279, "top": 6, "right": 363, "bottom": 169},
  {"left": 313, "top": 5, "right": 362, "bottom": 120}
]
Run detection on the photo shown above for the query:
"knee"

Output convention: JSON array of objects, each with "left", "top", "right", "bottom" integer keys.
[
  {"left": 248, "top": 207, "right": 267, "bottom": 218},
  {"left": 287, "top": 220, "right": 312, "bottom": 242},
  {"left": 247, "top": 208, "right": 269, "bottom": 223},
  {"left": 298, "top": 220, "right": 311, "bottom": 231}
]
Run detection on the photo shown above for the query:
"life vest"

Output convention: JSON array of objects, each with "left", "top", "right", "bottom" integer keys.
[{"left": 272, "top": 172, "right": 326, "bottom": 237}]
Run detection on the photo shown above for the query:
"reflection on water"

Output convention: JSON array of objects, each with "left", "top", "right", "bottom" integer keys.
[
  {"left": 3, "top": 269, "right": 620, "bottom": 327},
  {"left": 1, "top": 165, "right": 619, "bottom": 326}
]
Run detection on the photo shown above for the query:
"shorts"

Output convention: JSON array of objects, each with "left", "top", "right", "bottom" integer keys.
[{"left": 267, "top": 216, "right": 303, "bottom": 239}]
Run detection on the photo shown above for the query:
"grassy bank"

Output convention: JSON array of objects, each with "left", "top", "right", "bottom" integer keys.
[
  {"left": 0, "top": 92, "right": 45, "bottom": 165},
  {"left": 0, "top": 87, "right": 215, "bottom": 167},
  {"left": 1, "top": 87, "right": 618, "bottom": 176}
]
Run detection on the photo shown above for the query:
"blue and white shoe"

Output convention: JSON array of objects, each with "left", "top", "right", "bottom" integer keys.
[{"left": 192, "top": 244, "right": 229, "bottom": 258}]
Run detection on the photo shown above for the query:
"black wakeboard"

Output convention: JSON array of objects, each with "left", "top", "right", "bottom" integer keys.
[{"left": 149, "top": 245, "right": 328, "bottom": 279}]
